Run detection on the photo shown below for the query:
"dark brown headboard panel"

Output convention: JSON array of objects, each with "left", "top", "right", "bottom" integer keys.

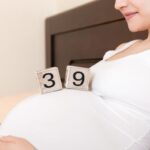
[{"left": 45, "top": 0, "right": 147, "bottom": 81}]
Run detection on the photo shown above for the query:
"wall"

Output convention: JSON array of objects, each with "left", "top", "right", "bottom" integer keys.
[
  {"left": 53, "top": 0, "right": 96, "bottom": 14},
  {"left": 0, "top": 0, "right": 95, "bottom": 97}
]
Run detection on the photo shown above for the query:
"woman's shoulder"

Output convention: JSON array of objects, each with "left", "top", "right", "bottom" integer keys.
[
  {"left": 102, "top": 42, "right": 127, "bottom": 60},
  {"left": 115, "top": 42, "right": 127, "bottom": 50},
  {"left": 103, "top": 39, "right": 142, "bottom": 60},
  {"left": 114, "top": 39, "right": 141, "bottom": 51}
]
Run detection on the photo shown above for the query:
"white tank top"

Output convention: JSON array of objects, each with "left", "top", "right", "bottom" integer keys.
[{"left": 90, "top": 40, "right": 150, "bottom": 115}]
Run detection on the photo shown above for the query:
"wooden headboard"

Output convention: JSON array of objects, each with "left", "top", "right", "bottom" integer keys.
[{"left": 45, "top": 0, "right": 146, "bottom": 81}]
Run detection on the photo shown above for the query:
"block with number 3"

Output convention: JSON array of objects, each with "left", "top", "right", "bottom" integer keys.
[
  {"left": 65, "top": 66, "right": 90, "bottom": 90},
  {"left": 37, "top": 67, "right": 62, "bottom": 94}
]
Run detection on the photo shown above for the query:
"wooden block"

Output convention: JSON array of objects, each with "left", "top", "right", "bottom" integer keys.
[
  {"left": 37, "top": 67, "right": 62, "bottom": 94},
  {"left": 64, "top": 66, "right": 90, "bottom": 91}
]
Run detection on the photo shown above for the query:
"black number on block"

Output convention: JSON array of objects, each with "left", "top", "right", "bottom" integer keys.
[
  {"left": 73, "top": 71, "right": 85, "bottom": 86},
  {"left": 42, "top": 73, "right": 55, "bottom": 88}
]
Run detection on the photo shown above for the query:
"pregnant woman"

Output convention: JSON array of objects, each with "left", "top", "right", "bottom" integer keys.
[{"left": 0, "top": 0, "right": 150, "bottom": 149}]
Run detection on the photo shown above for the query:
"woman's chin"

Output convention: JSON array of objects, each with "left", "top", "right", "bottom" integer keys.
[
  {"left": 128, "top": 25, "right": 146, "bottom": 32},
  {"left": 128, "top": 28, "right": 139, "bottom": 32},
  {"left": 127, "top": 23, "right": 148, "bottom": 32}
]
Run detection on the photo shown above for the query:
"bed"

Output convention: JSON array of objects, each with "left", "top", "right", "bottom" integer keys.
[{"left": 0, "top": 1, "right": 148, "bottom": 150}]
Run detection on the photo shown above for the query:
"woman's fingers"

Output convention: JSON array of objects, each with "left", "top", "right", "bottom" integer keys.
[
  {"left": 0, "top": 135, "right": 37, "bottom": 150},
  {"left": 0, "top": 135, "right": 16, "bottom": 142}
]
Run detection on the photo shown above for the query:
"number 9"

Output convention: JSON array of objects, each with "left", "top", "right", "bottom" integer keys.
[{"left": 73, "top": 71, "right": 85, "bottom": 86}]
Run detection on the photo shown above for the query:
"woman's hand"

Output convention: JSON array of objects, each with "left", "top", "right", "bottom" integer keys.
[{"left": 0, "top": 135, "right": 36, "bottom": 150}]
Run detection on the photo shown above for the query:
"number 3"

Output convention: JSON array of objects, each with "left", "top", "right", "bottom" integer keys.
[{"left": 42, "top": 73, "right": 55, "bottom": 88}]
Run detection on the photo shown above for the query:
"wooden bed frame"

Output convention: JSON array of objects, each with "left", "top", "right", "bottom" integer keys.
[{"left": 45, "top": 0, "right": 146, "bottom": 81}]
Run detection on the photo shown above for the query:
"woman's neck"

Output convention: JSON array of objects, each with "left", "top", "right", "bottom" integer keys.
[{"left": 146, "top": 29, "right": 150, "bottom": 42}]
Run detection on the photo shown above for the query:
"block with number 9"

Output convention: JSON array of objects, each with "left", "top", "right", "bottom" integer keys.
[
  {"left": 37, "top": 67, "right": 62, "bottom": 94},
  {"left": 64, "top": 66, "right": 90, "bottom": 91}
]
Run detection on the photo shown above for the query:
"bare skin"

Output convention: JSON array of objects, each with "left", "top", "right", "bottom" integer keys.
[
  {"left": 106, "top": 0, "right": 150, "bottom": 61},
  {"left": 0, "top": 136, "right": 36, "bottom": 150},
  {"left": 105, "top": 39, "right": 149, "bottom": 61}
]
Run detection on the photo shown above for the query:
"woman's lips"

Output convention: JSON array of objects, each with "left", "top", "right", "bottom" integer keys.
[{"left": 123, "top": 12, "right": 138, "bottom": 20}]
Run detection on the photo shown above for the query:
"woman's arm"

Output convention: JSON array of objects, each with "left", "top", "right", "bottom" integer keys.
[{"left": 0, "top": 136, "right": 37, "bottom": 150}]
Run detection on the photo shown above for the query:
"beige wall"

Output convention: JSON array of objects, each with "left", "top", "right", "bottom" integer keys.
[
  {"left": 0, "top": 0, "right": 95, "bottom": 97},
  {"left": 53, "top": 0, "right": 95, "bottom": 14}
]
